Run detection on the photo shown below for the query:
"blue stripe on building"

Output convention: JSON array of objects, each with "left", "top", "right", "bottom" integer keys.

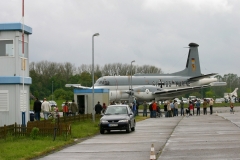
[
  {"left": 0, "top": 76, "right": 32, "bottom": 84},
  {"left": 0, "top": 23, "right": 32, "bottom": 34}
]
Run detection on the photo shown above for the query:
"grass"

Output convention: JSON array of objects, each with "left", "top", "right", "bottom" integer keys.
[
  {"left": 0, "top": 115, "right": 148, "bottom": 160},
  {"left": 0, "top": 119, "right": 100, "bottom": 160}
]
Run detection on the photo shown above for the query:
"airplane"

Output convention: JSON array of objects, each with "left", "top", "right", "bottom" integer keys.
[
  {"left": 224, "top": 88, "right": 238, "bottom": 102},
  {"left": 66, "top": 42, "right": 226, "bottom": 102}
]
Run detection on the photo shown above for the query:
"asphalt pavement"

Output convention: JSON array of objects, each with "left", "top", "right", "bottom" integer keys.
[{"left": 37, "top": 107, "right": 240, "bottom": 160}]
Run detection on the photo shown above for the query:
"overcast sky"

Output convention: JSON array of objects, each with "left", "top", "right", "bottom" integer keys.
[{"left": 1, "top": 0, "right": 240, "bottom": 76}]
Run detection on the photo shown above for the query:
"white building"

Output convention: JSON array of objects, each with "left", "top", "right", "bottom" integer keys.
[{"left": 0, "top": 23, "right": 32, "bottom": 126}]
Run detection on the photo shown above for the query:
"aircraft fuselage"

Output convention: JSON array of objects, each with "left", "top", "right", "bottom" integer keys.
[{"left": 94, "top": 75, "right": 217, "bottom": 102}]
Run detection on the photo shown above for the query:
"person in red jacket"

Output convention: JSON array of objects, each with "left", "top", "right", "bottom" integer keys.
[
  {"left": 152, "top": 100, "right": 157, "bottom": 118},
  {"left": 189, "top": 101, "right": 194, "bottom": 116},
  {"left": 63, "top": 101, "right": 69, "bottom": 116}
]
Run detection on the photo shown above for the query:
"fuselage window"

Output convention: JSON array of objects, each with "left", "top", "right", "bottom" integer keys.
[
  {"left": 152, "top": 81, "right": 155, "bottom": 86},
  {"left": 103, "top": 81, "right": 109, "bottom": 85}
]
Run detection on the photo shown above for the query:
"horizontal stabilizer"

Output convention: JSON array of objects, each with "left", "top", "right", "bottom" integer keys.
[
  {"left": 210, "top": 82, "right": 227, "bottom": 86},
  {"left": 65, "top": 84, "right": 90, "bottom": 89},
  {"left": 188, "top": 73, "right": 217, "bottom": 81}
]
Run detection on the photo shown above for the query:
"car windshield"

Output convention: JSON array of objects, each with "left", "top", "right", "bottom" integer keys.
[{"left": 105, "top": 106, "right": 128, "bottom": 115}]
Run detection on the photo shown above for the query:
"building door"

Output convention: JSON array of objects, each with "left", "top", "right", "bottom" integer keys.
[{"left": 77, "top": 95, "right": 85, "bottom": 114}]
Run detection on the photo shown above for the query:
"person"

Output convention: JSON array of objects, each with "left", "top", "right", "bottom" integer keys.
[
  {"left": 185, "top": 108, "right": 190, "bottom": 117},
  {"left": 174, "top": 100, "right": 178, "bottom": 116},
  {"left": 129, "top": 102, "right": 133, "bottom": 111},
  {"left": 209, "top": 99, "right": 214, "bottom": 115},
  {"left": 149, "top": 102, "right": 153, "bottom": 118},
  {"left": 192, "top": 100, "right": 195, "bottom": 115},
  {"left": 53, "top": 106, "right": 59, "bottom": 118},
  {"left": 102, "top": 103, "right": 107, "bottom": 113},
  {"left": 33, "top": 98, "right": 42, "bottom": 121},
  {"left": 167, "top": 101, "right": 172, "bottom": 117},
  {"left": 203, "top": 99, "right": 208, "bottom": 115},
  {"left": 79, "top": 104, "right": 85, "bottom": 114},
  {"left": 164, "top": 102, "right": 168, "bottom": 117},
  {"left": 132, "top": 102, "right": 137, "bottom": 116},
  {"left": 152, "top": 100, "right": 157, "bottom": 118},
  {"left": 156, "top": 103, "right": 161, "bottom": 117},
  {"left": 230, "top": 102, "right": 234, "bottom": 114},
  {"left": 196, "top": 100, "right": 201, "bottom": 116},
  {"left": 95, "top": 101, "right": 102, "bottom": 114},
  {"left": 41, "top": 98, "right": 51, "bottom": 120},
  {"left": 180, "top": 100, "right": 184, "bottom": 116},
  {"left": 136, "top": 101, "right": 139, "bottom": 116},
  {"left": 189, "top": 102, "right": 194, "bottom": 116},
  {"left": 170, "top": 101, "right": 175, "bottom": 116},
  {"left": 142, "top": 101, "right": 148, "bottom": 117},
  {"left": 70, "top": 99, "right": 78, "bottom": 116},
  {"left": 63, "top": 101, "right": 69, "bottom": 116}
]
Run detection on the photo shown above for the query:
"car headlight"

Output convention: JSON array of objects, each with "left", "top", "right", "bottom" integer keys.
[
  {"left": 118, "top": 119, "right": 128, "bottom": 123},
  {"left": 100, "top": 120, "right": 108, "bottom": 123}
]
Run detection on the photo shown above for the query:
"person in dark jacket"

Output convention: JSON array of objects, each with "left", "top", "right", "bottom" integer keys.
[
  {"left": 33, "top": 98, "right": 42, "bottom": 121},
  {"left": 95, "top": 101, "right": 103, "bottom": 114}
]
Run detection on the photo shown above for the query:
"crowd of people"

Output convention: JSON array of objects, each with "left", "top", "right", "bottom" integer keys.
[
  {"left": 33, "top": 98, "right": 78, "bottom": 120},
  {"left": 162, "top": 98, "right": 216, "bottom": 118},
  {"left": 33, "top": 97, "right": 236, "bottom": 121}
]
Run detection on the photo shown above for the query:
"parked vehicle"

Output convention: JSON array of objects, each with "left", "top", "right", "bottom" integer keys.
[
  {"left": 182, "top": 97, "right": 188, "bottom": 104},
  {"left": 215, "top": 98, "right": 224, "bottom": 103},
  {"left": 173, "top": 98, "right": 181, "bottom": 104},
  {"left": 49, "top": 101, "right": 57, "bottom": 107},
  {"left": 99, "top": 105, "right": 136, "bottom": 134}
]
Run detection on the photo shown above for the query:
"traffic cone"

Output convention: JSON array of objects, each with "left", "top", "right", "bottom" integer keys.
[{"left": 150, "top": 143, "right": 156, "bottom": 160}]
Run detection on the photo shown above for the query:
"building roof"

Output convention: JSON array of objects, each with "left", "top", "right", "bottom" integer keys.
[{"left": 0, "top": 23, "right": 32, "bottom": 34}]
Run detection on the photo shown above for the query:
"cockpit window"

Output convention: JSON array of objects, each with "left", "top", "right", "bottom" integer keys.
[{"left": 96, "top": 79, "right": 110, "bottom": 85}]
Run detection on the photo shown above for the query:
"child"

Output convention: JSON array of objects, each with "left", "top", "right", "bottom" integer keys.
[{"left": 230, "top": 102, "right": 234, "bottom": 114}]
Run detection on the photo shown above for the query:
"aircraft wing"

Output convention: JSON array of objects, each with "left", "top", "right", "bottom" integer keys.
[
  {"left": 153, "top": 85, "right": 209, "bottom": 96},
  {"left": 65, "top": 84, "right": 90, "bottom": 89},
  {"left": 188, "top": 73, "right": 217, "bottom": 82}
]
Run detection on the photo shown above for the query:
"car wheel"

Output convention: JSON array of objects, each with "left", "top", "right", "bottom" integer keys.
[
  {"left": 126, "top": 123, "right": 131, "bottom": 133},
  {"left": 131, "top": 122, "right": 135, "bottom": 131},
  {"left": 100, "top": 129, "right": 105, "bottom": 134}
]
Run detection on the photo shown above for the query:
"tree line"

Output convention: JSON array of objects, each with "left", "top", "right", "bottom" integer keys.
[{"left": 29, "top": 61, "right": 240, "bottom": 100}]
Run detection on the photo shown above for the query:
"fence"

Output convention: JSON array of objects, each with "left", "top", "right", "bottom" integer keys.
[{"left": 0, "top": 113, "right": 101, "bottom": 139}]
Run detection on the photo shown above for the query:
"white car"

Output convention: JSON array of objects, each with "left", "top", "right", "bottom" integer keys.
[
  {"left": 182, "top": 97, "right": 189, "bottom": 104},
  {"left": 215, "top": 98, "right": 223, "bottom": 103},
  {"left": 174, "top": 98, "right": 181, "bottom": 104},
  {"left": 49, "top": 100, "right": 57, "bottom": 107}
]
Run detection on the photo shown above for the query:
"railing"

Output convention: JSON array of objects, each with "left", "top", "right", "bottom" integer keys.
[{"left": 0, "top": 114, "right": 101, "bottom": 139}]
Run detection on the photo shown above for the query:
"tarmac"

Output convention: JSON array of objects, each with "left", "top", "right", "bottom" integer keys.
[{"left": 37, "top": 107, "right": 240, "bottom": 160}]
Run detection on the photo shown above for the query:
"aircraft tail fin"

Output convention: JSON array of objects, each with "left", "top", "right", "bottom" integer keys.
[
  {"left": 171, "top": 43, "right": 202, "bottom": 77},
  {"left": 231, "top": 88, "right": 238, "bottom": 97}
]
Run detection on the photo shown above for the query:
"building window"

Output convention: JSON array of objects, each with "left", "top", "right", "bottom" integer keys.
[
  {"left": 18, "top": 40, "right": 28, "bottom": 58},
  {"left": 0, "top": 40, "right": 14, "bottom": 57},
  {"left": 0, "top": 90, "right": 9, "bottom": 111}
]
